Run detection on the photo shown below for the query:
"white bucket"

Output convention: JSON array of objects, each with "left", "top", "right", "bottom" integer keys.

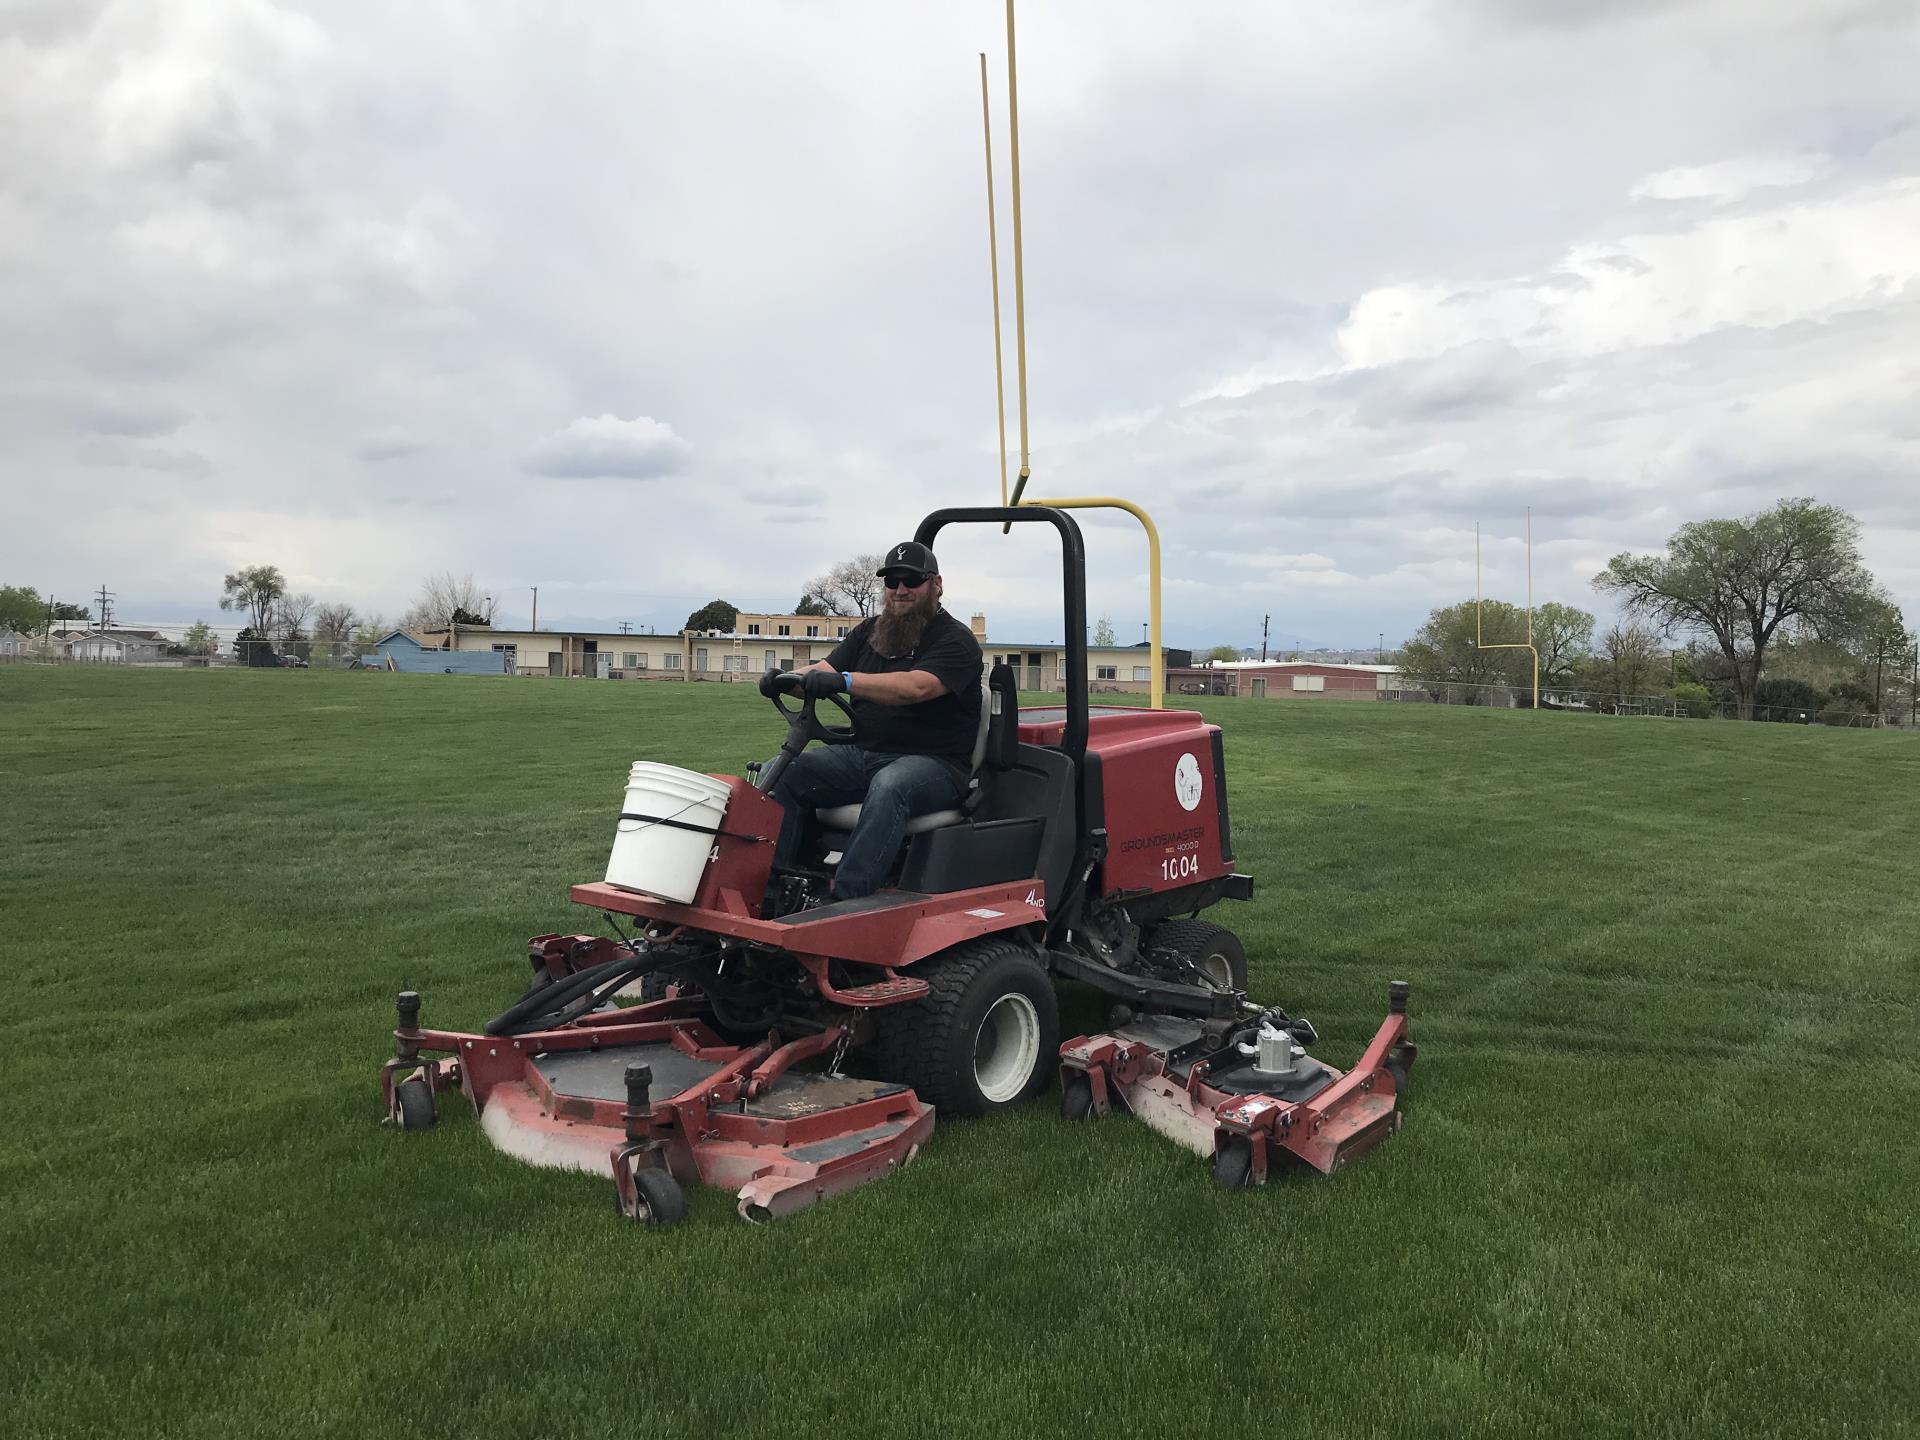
[{"left": 605, "top": 762, "right": 734, "bottom": 904}]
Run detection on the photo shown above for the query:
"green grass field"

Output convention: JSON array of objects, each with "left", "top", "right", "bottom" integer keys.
[{"left": 3, "top": 667, "right": 1916, "bottom": 1438}]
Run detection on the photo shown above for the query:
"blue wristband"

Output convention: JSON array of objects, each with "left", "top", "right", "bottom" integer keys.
[{"left": 842, "top": 671, "right": 854, "bottom": 692}]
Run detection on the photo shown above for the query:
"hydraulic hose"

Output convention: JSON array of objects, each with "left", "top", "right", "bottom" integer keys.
[{"left": 483, "top": 949, "right": 657, "bottom": 1036}]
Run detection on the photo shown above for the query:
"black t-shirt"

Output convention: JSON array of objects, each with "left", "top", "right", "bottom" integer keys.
[{"left": 827, "top": 610, "right": 983, "bottom": 763}]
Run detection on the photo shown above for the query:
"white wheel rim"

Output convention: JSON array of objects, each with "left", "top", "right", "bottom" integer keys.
[
  {"left": 1200, "top": 952, "right": 1234, "bottom": 989},
  {"left": 974, "top": 993, "right": 1041, "bottom": 1104}
]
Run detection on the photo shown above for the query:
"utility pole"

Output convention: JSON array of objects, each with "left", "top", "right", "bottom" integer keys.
[
  {"left": 95, "top": 584, "right": 114, "bottom": 631},
  {"left": 530, "top": 586, "right": 538, "bottom": 632},
  {"left": 1260, "top": 614, "right": 1270, "bottom": 663},
  {"left": 1378, "top": 631, "right": 1385, "bottom": 664},
  {"left": 619, "top": 621, "right": 632, "bottom": 635}
]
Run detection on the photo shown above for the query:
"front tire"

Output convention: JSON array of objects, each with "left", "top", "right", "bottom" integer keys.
[
  {"left": 621, "top": 1167, "right": 687, "bottom": 1226},
  {"left": 872, "top": 937, "right": 1059, "bottom": 1118},
  {"left": 395, "top": 1077, "right": 436, "bottom": 1131}
]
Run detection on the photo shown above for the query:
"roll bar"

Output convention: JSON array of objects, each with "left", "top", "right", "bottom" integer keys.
[{"left": 914, "top": 506, "right": 1087, "bottom": 765}]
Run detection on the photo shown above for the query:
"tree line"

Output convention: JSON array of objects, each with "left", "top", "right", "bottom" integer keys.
[
  {"left": 1396, "top": 499, "right": 1911, "bottom": 722},
  {"left": 213, "top": 565, "right": 496, "bottom": 664}
]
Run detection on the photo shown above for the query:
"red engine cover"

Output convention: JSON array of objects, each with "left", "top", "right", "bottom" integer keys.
[{"left": 1015, "top": 707, "right": 1231, "bottom": 899}]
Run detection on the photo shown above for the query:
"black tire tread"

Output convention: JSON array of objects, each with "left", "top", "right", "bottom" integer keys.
[
  {"left": 1149, "top": 919, "right": 1250, "bottom": 991},
  {"left": 630, "top": 1167, "right": 687, "bottom": 1225},
  {"left": 871, "top": 936, "right": 1057, "bottom": 1118},
  {"left": 395, "top": 1078, "right": 436, "bottom": 1131}
]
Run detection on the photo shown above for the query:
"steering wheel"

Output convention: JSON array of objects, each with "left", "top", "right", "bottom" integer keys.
[{"left": 768, "top": 671, "right": 857, "bottom": 743}]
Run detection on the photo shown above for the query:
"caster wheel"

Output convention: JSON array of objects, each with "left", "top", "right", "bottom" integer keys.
[
  {"left": 1060, "top": 1076, "right": 1095, "bottom": 1122},
  {"left": 1212, "top": 1138, "right": 1254, "bottom": 1189},
  {"left": 1386, "top": 1046, "right": 1413, "bottom": 1099},
  {"left": 395, "top": 1077, "right": 436, "bottom": 1131},
  {"left": 622, "top": 1167, "right": 688, "bottom": 1226}
]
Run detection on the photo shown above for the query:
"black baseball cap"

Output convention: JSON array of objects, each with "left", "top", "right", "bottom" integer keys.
[{"left": 877, "top": 541, "right": 939, "bottom": 579}]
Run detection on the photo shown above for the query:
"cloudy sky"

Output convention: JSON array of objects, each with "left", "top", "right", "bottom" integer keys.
[{"left": 3, "top": 0, "right": 1915, "bottom": 650}]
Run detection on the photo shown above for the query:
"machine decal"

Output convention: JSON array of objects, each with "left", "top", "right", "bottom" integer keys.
[
  {"left": 965, "top": 907, "right": 1007, "bottom": 918},
  {"left": 1174, "top": 752, "right": 1203, "bottom": 811}
]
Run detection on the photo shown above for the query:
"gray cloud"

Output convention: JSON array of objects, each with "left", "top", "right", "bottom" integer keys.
[
  {"left": 519, "top": 415, "right": 692, "bottom": 481},
  {"left": 357, "top": 426, "right": 425, "bottom": 462},
  {"left": 0, "top": 1, "right": 1914, "bottom": 650},
  {"left": 84, "top": 398, "right": 187, "bottom": 437}
]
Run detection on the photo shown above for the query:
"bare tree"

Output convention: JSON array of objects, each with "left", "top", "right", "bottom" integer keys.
[
  {"left": 314, "top": 603, "right": 356, "bottom": 643},
  {"left": 275, "top": 592, "right": 316, "bottom": 642},
  {"left": 405, "top": 574, "right": 495, "bottom": 632},
  {"left": 804, "top": 555, "right": 884, "bottom": 618},
  {"left": 312, "top": 603, "right": 356, "bottom": 659}
]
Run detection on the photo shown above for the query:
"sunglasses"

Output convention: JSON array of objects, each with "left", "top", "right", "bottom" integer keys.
[{"left": 882, "top": 572, "right": 930, "bottom": 590}]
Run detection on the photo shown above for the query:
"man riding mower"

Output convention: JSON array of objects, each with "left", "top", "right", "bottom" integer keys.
[{"left": 380, "top": 506, "right": 1415, "bottom": 1223}]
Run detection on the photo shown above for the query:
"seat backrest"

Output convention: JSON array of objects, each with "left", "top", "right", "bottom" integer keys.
[
  {"left": 985, "top": 662, "right": 1019, "bottom": 770},
  {"left": 967, "top": 671, "right": 994, "bottom": 776}
]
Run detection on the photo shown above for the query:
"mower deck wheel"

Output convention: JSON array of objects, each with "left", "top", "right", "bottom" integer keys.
[
  {"left": 1150, "top": 920, "right": 1249, "bottom": 993},
  {"left": 395, "top": 1077, "right": 436, "bottom": 1132},
  {"left": 1386, "top": 1045, "right": 1413, "bottom": 1100},
  {"left": 623, "top": 1167, "right": 687, "bottom": 1226},
  {"left": 871, "top": 937, "right": 1059, "bottom": 1118},
  {"left": 1060, "top": 1075, "right": 1095, "bottom": 1122},
  {"left": 1212, "top": 1137, "right": 1254, "bottom": 1189}
]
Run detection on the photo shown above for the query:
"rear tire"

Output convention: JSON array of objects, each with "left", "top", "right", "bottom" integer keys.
[
  {"left": 872, "top": 937, "right": 1059, "bottom": 1118},
  {"left": 1150, "top": 920, "right": 1249, "bottom": 992}
]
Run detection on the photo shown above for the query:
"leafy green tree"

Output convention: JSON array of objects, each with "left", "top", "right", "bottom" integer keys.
[
  {"left": 793, "top": 592, "right": 832, "bottom": 616},
  {"left": 1092, "top": 615, "right": 1117, "bottom": 647},
  {"left": 1205, "top": 644, "right": 1239, "bottom": 663},
  {"left": 220, "top": 565, "right": 287, "bottom": 635},
  {"left": 1397, "top": 599, "right": 1532, "bottom": 701},
  {"left": 1535, "top": 602, "right": 1595, "bottom": 687},
  {"left": 1594, "top": 499, "right": 1897, "bottom": 720},
  {"left": 0, "top": 585, "right": 43, "bottom": 634},
  {"left": 683, "top": 599, "right": 739, "bottom": 632},
  {"left": 231, "top": 626, "right": 277, "bottom": 667},
  {"left": 183, "top": 620, "right": 215, "bottom": 655},
  {"left": 1595, "top": 620, "right": 1663, "bottom": 700},
  {"left": 1754, "top": 677, "right": 1821, "bottom": 722},
  {"left": 0, "top": 586, "right": 86, "bottom": 633},
  {"left": 1670, "top": 682, "right": 1712, "bottom": 719}
]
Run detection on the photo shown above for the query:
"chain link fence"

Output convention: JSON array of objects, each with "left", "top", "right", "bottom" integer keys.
[{"left": 1383, "top": 677, "right": 1913, "bottom": 727}]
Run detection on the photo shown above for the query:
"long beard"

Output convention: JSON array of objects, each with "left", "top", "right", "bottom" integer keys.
[{"left": 872, "top": 593, "right": 938, "bottom": 657}]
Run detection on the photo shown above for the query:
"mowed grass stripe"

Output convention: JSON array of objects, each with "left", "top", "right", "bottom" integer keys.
[{"left": 1, "top": 667, "right": 1915, "bottom": 1439}]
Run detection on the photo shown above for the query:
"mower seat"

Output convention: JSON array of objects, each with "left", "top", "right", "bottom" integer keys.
[{"left": 814, "top": 666, "right": 1011, "bottom": 837}]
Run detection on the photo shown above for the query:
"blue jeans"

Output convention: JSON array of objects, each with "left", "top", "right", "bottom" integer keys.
[{"left": 769, "top": 746, "right": 964, "bottom": 900}]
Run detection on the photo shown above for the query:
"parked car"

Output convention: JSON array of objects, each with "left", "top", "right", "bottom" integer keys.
[{"left": 277, "top": 654, "right": 310, "bottom": 668}]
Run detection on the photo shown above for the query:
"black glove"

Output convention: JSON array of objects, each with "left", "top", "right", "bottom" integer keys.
[
  {"left": 801, "top": 668, "right": 847, "bottom": 700},
  {"left": 758, "top": 668, "right": 786, "bottom": 699}
]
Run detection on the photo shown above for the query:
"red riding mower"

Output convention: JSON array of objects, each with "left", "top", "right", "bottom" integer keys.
[{"left": 381, "top": 506, "right": 1414, "bottom": 1222}]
